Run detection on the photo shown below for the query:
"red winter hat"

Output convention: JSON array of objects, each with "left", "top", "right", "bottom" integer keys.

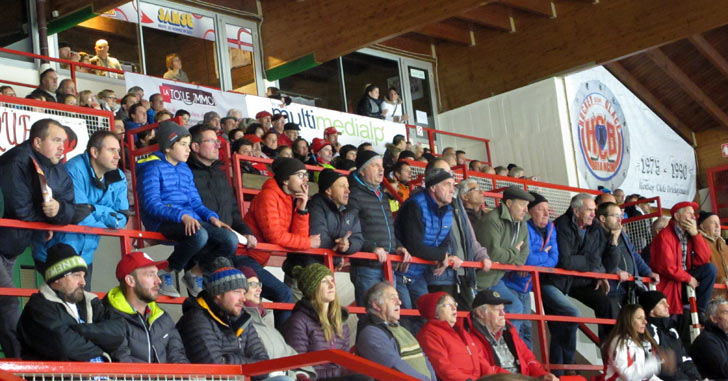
[
  {"left": 417, "top": 292, "right": 449, "bottom": 321},
  {"left": 116, "top": 252, "right": 168, "bottom": 281},
  {"left": 255, "top": 111, "right": 272, "bottom": 119},
  {"left": 243, "top": 134, "right": 262, "bottom": 144},
  {"left": 311, "top": 137, "right": 331, "bottom": 154},
  {"left": 324, "top": 127, "right": 341, "bottom": 137},
  {"left": 670, "top": 201, "right": 698, "bottom": 217}
]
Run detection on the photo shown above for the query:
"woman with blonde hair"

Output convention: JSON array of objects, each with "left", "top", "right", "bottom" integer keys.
[
  {"left": 283, "top": 263, "right": 351, "bottom": 380},
  {"left": 603, "top": 304, "right": 676, "bottom": 380},
  {"left": 163, "top": 53, "right": 189, "bottom": 82}
]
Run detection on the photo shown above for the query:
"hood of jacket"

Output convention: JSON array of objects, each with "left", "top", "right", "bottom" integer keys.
[
  {"left": 416, "top": 292, "right": 448, "bottom": 321},
  {"left": 39, "top": 282, "right": 97, "bottom": 323},
  {"left": 105, "top": 286, "right": 165, "bottom": 326}
]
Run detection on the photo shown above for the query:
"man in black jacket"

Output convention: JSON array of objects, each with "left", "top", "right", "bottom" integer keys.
[
  {"left": 104, "top": 251, "right": 188, "bottom": 363},
  {"left": 0, "top": 118, "right": 76, "bottom": 358},
  {"left": 17, "top": 243, "right": 124, "bottom": 361},
  {"left": 639, "top": 291, "right": 702, "bottom": 381},
  {"left": 690, "top": 297, "right": 728, "bottom": 379}
]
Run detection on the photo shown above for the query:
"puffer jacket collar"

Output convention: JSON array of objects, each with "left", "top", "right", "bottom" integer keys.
[
  {"left": 106, "top": 286, "right": 164, "bottom": 326},
  {"left": 39, "top": 283, "right": 97, "bottom": 323},
  {"left": 185, "top": 290, "right": 253, "bottom": 336},
  {"left": 261, "top": 177, "right": 293, "bottom": 202}
]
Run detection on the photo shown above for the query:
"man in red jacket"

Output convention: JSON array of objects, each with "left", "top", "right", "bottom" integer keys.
[
  {"left": 466, "top": 290, "right": 558, "bottom": 380},
  {"left": 651, "top": 201, "right": 716, "bottom": 317}
]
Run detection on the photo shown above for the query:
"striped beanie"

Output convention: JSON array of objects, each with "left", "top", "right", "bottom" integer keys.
[
  {"left": 204, "top": 257, "right": 248, "bottom": 296},
  {"left": 44, "top": 243, "right": 87, "bottom": 284}
]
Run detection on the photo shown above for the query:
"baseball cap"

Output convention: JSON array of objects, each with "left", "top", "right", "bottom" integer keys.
[
  {"left": 324, "top": 127, "right": 341, "bottom": 136},
  {"left": 116, "top": 252, "right": 168, "bottom": 281}
]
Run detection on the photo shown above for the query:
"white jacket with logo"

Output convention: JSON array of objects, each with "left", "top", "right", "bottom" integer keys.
[{"left": 605, "top": 337, "right": 663, "bottom": 381}]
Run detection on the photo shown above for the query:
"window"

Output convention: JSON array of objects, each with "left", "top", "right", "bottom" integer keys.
[
  {"left": 226, "top": 24, "right": 257, "bottom": 94},
  {"left": 342, "top": 52, "right": 400, "bottom": 115},
  {"left": 0, "top": 0, "right": 30, "bottom": 49},
  {"left": 278, "top": 59, "right": 344, "bottom": 111}
]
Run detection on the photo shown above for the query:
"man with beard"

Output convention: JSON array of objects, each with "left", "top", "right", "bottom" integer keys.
[
  {"left": 17, "top": 244, "right": 124, "bottom": 361},
  {"left": 104, "top": 251, "right": 188, "bottom": 363}
]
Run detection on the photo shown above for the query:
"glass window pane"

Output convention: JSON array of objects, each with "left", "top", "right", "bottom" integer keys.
[
  {"left": 342, "top": 52, "right": 400, "bottom": 115},
  {"left": 0, "top": 0, "right": 29, "bottom": 48},
  {"left": 226, "top": 24, "right": 257, "bottom": 94},
  {"left": 278, "top": 59, "right": 344, "bottom": 111},
  {"left": 408, "top": 66, "right": 434, "bottom": 126}
]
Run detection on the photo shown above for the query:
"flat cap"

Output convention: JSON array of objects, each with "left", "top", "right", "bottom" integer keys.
[{"left": 502, "top": 185, "right": 535, "bottom": 202}]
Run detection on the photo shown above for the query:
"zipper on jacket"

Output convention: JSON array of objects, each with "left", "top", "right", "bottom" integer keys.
[{"left": 137, "top": 313, "right": 153, "bottom": 363}]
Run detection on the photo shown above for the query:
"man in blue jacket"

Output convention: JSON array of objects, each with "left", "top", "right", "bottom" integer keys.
[
  {"left": 33, "top": 130, "right": 129, "bottom": 287},
  {"left": 137, "top": 120, "right": 238, "bottom": 298}
]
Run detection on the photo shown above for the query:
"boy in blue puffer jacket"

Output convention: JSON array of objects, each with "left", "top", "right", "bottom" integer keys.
[{"left": 137, "top": 121, "right": 238, "bottom": 298}]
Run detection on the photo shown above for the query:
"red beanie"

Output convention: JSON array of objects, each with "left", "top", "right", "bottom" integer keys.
[
  {"left": 670, "top": 201, "right": 698, "bottom": 217},
  {"left": 417, "top": 292, "right": 449, "bottom": 321}
]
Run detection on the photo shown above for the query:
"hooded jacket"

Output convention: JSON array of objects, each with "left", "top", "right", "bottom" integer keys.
[
  {"left": 0, "top": 141, "right": 75, "bottom": 258},
  {"left": 689, "top": 320, "right": 728, "bottom": 380},
  {"left": 415, "top": 292, "right": 499, "bottom": 381},
  {"left": 283, "top": 299, "right": 351, "bottom": 379},
  {"left": 650, "top": 219, "right": 711, "bottom": 315},
  {"left": 103, "top": 287, "right": 188, "bottom": 363},
  {"left": 243, "top": 178, "right": 310, "bottom": 265},
  {"left": 17, "top": 283, "right": 125, "bottom": 361},
  {"left": 33, "top": 152, "right": 129, "bottom": 265},
  {"left": 137, "top": 151, "right": 219, "bottom": 232},
  {"left": 475, "top": 204, "right": 530, "bottom": 289},
  {"left": 503, "top": 220, "right": 559, "bottom": 293}
]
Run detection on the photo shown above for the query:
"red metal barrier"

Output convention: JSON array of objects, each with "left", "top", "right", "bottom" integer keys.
[{"left": 405, "top": 124, "right": 492, "bottom": 167}]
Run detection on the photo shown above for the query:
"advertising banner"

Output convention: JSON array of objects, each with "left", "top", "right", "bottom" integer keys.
[
  {"left": 564, "top": 66, "right": 696, "bottom": 208},
  {"left": 0, "top": 106, "right": 89, "bottom": 161}
]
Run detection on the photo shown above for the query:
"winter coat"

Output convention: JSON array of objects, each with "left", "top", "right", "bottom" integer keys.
[
  {"left": 356, "top": 95, "right": 384, "bottom": 119},
  {"left": 17, "top": 283, "right": 125, "bottom": 361},
  {"left": 103, "top": 287, "right": 188, "bottom": 363},
  {"left": 395, "top": 190, "right": 453, "bottom": 278},
  {"left": 176, "top": 292, "right": 269, "bottom": 373},
  {"left": 475, "top": 204, "right": 530, "bottom": 289},
  {"left": 542, "top": 209, "right": 620, "bottom": 294},
  {"left": 0, "top": 141, "right": 75, "bottom": 258},
  {"left": 243, "top": 178, "right": 310, "bottom": 265},
  {"left": 689, "top": 320, "right": 728, "bottom": 380},
  {"left": 645, "top": 317, "right": 701, "bottom": 381},
  {"left": 283, "top": 299, "right": 351, "bottom": 379},
  {"left": 187, "top": 155, "right": 252, "bottom": 235},
  {"left": 244, "top": 305, "right": 317, "bottom": 379},
  {"left": 604, "top": 336, "right": 662, "bottom": 381},
  {"left": 355, "top": 313, "right": 436, "bottom": 381},
  {"left": 609, "top": 233, "right": 653, "bottom": 297},
  {"left": 466, "top": 318, "right": 548, "bottom": 378},
  {"left": 33, "top": 152, "right": 128, "bottom": 265},
  {"left": 137, "top": 151, "right": 219, "bottom": 232},
  {"left": 650, "top": 220, "right": 711, "bottom": 315},
  {"left": 703, "top": 230, "right": 728, "bottom": 299},
  {"left": 285, "top": 193, "right": 363, "bottom": 273},
  {"left": 503, "top": 220, "right": 559, "bottom": 293},
  {"left": 346, "top": 171, "right": 401, "bottom": 267}
]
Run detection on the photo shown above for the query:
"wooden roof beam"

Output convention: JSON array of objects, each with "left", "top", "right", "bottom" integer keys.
[
  {"left": 417, "top": 22, "right": 473, "bottom": 45},
  {"left": 689, "top": 34, "right": 728, "bottom": 80},
  {"left": 604, "top": 62, "right": 693, "bottom": 143},
  {"left": 646, "top": 48, "right": 728, "bottom": 128},
  {"left": 459, "top": 4, "right": 515, "bottom": 32},
  {"left": 498, "top": 0, "right": 556, "bottom": 18}
]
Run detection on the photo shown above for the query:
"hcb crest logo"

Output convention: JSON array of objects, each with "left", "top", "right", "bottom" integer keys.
[{"left": 571, "top": 80, "right": 630, "bottom": 190}]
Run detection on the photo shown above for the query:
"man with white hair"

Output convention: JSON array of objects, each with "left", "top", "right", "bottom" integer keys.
[
  {"left": 227, "top": 109, "right": 242, "bottom": 120},
  {"left": 690, "top": 298, "right": 728, "bottom": 379},
  {"left": 458, "top": 178, "right": 486, "bottom": 226}
]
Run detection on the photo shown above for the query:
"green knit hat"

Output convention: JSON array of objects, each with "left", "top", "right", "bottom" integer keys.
[{"left": 291, "top": 263, "right": 333, "bottom": 300}]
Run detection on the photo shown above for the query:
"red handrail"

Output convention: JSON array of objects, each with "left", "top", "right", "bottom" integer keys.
[{"left": 405, "top": 124, "right": 492, "bottom": 167}]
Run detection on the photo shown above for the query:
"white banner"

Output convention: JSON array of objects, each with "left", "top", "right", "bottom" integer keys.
[
  {"left": 0, "top": 106, "right": 89, "bottom": 161},
  {"left": 564, "top": 66, "right": 696, "bottom": 208}
]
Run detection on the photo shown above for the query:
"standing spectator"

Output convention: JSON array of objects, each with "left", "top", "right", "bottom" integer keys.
[
  {"left": 323, "top": 127, "right": 342, "bottom": 154},
  {"left": 689, "top": 298, "right": 728, "bottom": 379},
  {"left": 311, "top": 137, "right": 334, "bottom": 182},
  {"left": 441, "top": 147, "right": 457, "bottom": 167},
  {"left": 699, "top": 211, "right": 728, "bottom": 299},
  {"left": 381, "top": 87, "right": 408, "bottom": 122},
  {"left": 284, "top": 264, "right": 352, "bottom": 380},
  {"left": 458, "top": 178, "right": 486, "bottom": 226},
  {"left": 0, "top": 119, "right": 75, "bottom": 358},
  {"left": 137, "top": 121, "right": 239, "bottom": 297},
  {"left": 58, "top": 42, "right": 79, "bottom": 69},
  {"left": 162, "top": 53, "right": 189, "bottom": 82},
  {"left": 256, "top": 111, "right": 273, "bottom": 131},
  {"left": 356, "top": 282, "right": 436, "bottom": 380},
  {"left": 116, "top": 93, "right": 137, "bottom": 122},
  {"left": 90, "top": 39, "right": 123, "bottom": 77},
  {"left": 639, "top": 291, "right": 702, "bottom": 380},
  {"left": 651, "top": 201, "right": 715, "bottom": 317},
  {"left": 356, "top": 84, "right": 385, "bottom": 119},
  {"left": 384, "top": 134, "right": 407, "bottom": 170},
  {"left": 32, "top": 130, "right": 128, "bottom": 286},
  {"left": 17, "top": 244, "right": 124, "bottom": 361},
  {"left": 416, "top": 292, "right": 499, "bottom": 381},
  {"left": 347, "top": 150, "right": 410, "bottom": 306},
  {"left": 466, "top": 290, "right": 556, "bottom": 379},
  {"left": 147, "top": 93, "right": 164, "bottom": 124},
  {"left": 104, "top": 252, "right": 188, "bottom": 363},
  {"left": 29, "top": 65, "right": 58, "bottom": 102},
  {"left": 282, "top": 123, "right": 300, "bottom": 148}
]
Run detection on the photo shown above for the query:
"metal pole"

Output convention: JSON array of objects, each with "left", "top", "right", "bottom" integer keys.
[
  {"left": 36, "top": 0, "right": 48, "bottom": 63},
  {"left": 135, "top": 0, "right": 147, "bottom": 74}
]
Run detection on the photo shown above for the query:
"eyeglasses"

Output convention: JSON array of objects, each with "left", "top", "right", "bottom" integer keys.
[
  {"left": 201, "top": 139, "right": 221, "bottom": 146},
  {"left": 607, "top": 213, "right": 623, "bottom": 219},
  {"left": 294, "top": 171, "right": 309, "bottom": 179},
  {"left": 248, "top": 281, "right": 262, "bottom": 289}
]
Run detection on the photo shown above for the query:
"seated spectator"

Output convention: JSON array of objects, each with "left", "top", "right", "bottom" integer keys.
[
  {"left": 311, "top": 137, "right": 334, "bottom": 181},
  {"left": 416, "top": 292, "right": 499, "bottom": 380},
  {"left": 639, "top": 291, "right": 702, "bottom": 380},
  {"left": 699, "top": 211, "right": 728, "bottom": 299},
  {"left": 388, "top": 160, "right": 412, "bottom": 212},
  {"left": 228, "top": 127, "right": 245, "bottom": 142},
  {"left": 613, "top": 188, "right": 626, "bottom": 204},
  {"left": 690, "top": 298, "right": 728, "bottom": 379},
  {"left": 0, "top": 118, "right": 75, "bottom": 357},
  {"left": 78, "top": 89, "right": 100, "bottom": 109},
  {"left": 494, "top": 166, "right": 508, "bottom": 176},
  {"left": 356, "top": 282, "right": 436, "bottom": 380},
  {"left": 337, "top": 159, "right": 356, "bottom": 171},
  {"left": 116, "top": 93, "right": 137, "bottom": 122},
  {"left": 261, "top": 131, "right": 278, "bottom": 159},
  {"left": 90, "top": 39, "right": 123, "bottom": 77},
  {"left": 203, "top": 111, "right": 221, "bottom": 131},
  {"left": 356, "top": 84, "right": 385, "bottom": 119},
  {"left": 125, "top": 103, "right": 148, "bottom": 132},
  {"left": 293, "top": 137, "right": 314, "bottom": 165},
  {"left": 256, "top": 111, "right": 273, "bottom": 131},
  {"left": 284, "top": 264, "right": 351, "bottom": 380},
  {"left": 245, "top": 122, "right": 265, "bottom": 138},
  {"left": 282, "top": 122, "right": 300, "bottom": 148},
  {"left": 0, "top": 85, "right": 16, "bottom": 96},
  {"left": 482, "top": 165, "right": 496, "bottom": 175},
  {"left": 456, "top": 150, "right": 467, "bottom": 166},
  {"left": 177, "top": 258, "right": 272, "bottom": 377},
  {"left": 271, "top": 114, "right": 286, "bottom": 134},
  {"left": 104, "top": 252, "right": 188, "bottom": 363},
  {"left": 458, "top": 178, "right": 486, "bottom": 226},
  {"left": 476, "top": 186, "right": 534, "bottom": 340},
  {"left": 127, "top": 86, "right": 147, "bottom": 108},
  {"left": 227, "top": 108, "right": 243, "bottom": 120},
  {"left": 174, "top": 109, "right": 191, "bottom": 127},
  {"left": 276, "top": 145, "right": 293, "bottom": 158},
  {"left": 17, "top": 244, "right": 124, "bottom": 361},
  {"left": 137, "top": 121, "right": 239, "bottom": 297},
  {"left": 384, "top": 134, "right": 407, "bottom": 170},
  {"left": 147, "top": 93, "right": 164, "bottom": 123},
  {"left": 324, "top": 127, "right": 342, "bottom": 154},
  {"left": 220, "top": 117, "right": 238, "bottom": 139},
  {"left": 29, "top": 65, "right": 58, "bottom": 102},
  {"left": 241, "top": 266, "right": 317, "bottom": 379},
  {"left": 467, "top": 291, "right": 556, "bottom": 379},
  {"left": 508, "top": 166, "right": 525, "bottom": 178},
  {"left": 358, "top": 142, "right": 374, "bottom": 153},
  {"left": 162, "top": 53, "right": 189, "bottom": 82},
  {"left": 441, "top": 147, "right": 457, "bottom": 167},
  {"left": 333, "top": 144, "right": 357, "bottom": 169},
  {"left": 32, "top": 131, "right": 128, "bottom": 286},
  {"left": 469, "top": 160, "right": 482, "bottom": 172},
  {"left": 154, "top": 110, "right": 173, "bottom": 123},
  {"left": 604, "top": 304, "right": 676, "bottom": 380},
  {"left": 381, "top": 87, "right": 408, "bottom": 122},
  {"left": 97, "top": 89, "right": 118, "bottom": 113},
  {"left": 59, "top": 93, "right": 77, "bottom": 106},
  {"left": 651, "top": 201, "right": 715, "bottom": 317},
  {"left": 56, "top": 78, "right": 77, "bottom": 101},
  {"left": 232, "top": 138, "right": 261, "bottom": 175},
  {"left": 112, "top": 119, "right": 125, "bottom": 142},
  {"left": 641, "top": 216, "right": 670, "bottom": 265}
]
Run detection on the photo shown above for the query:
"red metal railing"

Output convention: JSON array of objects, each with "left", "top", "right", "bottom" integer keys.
[
  {"left": 708, "top": 163, "right": 728, "bottom": 224},
  {"left": 406, "top": 124, "right": 492, "bottom": 167}
]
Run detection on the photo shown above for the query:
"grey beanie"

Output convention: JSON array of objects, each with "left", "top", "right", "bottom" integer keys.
[{"left": 158, "top": 120, "right": 190, "bottom": 151}]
